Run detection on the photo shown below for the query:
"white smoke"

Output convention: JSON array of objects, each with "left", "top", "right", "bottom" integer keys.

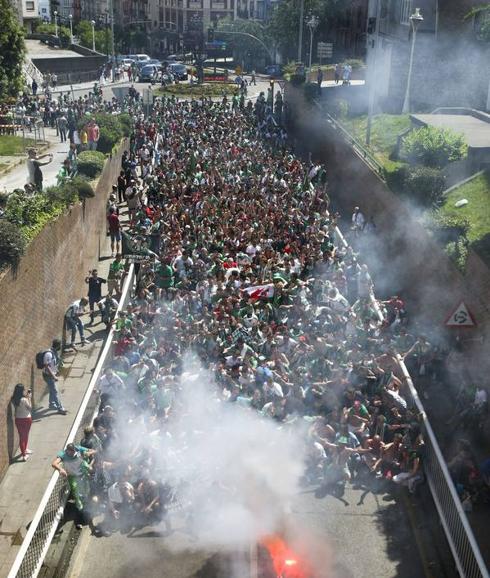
[{"left": 116, "top": 353, "right": 307, "bottom": 551}]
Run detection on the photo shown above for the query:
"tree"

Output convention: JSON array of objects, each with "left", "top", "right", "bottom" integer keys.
[
  {"left": 76, "top": 20, "right": 112, "bottom": 54},
  {"left": 464, "top": 4, "right": 490, "bottom": 41},
  {"left": 216, "top": 18, "right": 273, "bottom": 69},
  {"left": 269, "top": 0, "right": 350, "bottom": 62},
  {"left": 36, "top": 22, "right": 71, "bottom": 46},
  {"left": 0, "top": 0, "right": 26, "bottom": 99}
]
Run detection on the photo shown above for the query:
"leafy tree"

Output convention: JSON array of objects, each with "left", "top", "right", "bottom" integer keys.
[
  {"left": 215, "top": 18, "right": 273, "bottom": 69},
  {"left": 402, "top": 126, "right": 468, "bottom": 168},
  {"left": 36, "top": 22, "right": 71, "bottom": 46},
  {"left": 464, "top": 4, "right": 490, "bottom": 41},
  {"left": 76, "top": 20, "right": 113, "bottom": 54},
  {"left": 0, "top": 0, "right": 26, "bottom": 99},
  {"left": 269, "top": 0, "right": 348, "bottom": 61}
]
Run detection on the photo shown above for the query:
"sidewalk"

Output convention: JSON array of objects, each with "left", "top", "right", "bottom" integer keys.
[
  {"left": 0, "top": 212, "right": 117, "bottom": 577},
  {"left": 0, "top": 127, "right": 70, "bottom": 193}
]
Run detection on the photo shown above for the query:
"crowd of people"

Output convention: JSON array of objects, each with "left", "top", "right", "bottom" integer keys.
[{"left": 46, "top": 91, "right": 441, "bottom": 536}]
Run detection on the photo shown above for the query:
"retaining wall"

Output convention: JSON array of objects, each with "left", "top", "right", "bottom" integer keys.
[{"left": 0, "top": 143, "right": 126, "bottom": 477}]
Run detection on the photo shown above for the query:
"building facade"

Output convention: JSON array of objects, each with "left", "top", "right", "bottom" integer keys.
[
  {"left": 366, "top": 0, "right": 490, "bottom": 111},
  {"left": 10, "top": 0, "right": 39, "bottom": 32}
]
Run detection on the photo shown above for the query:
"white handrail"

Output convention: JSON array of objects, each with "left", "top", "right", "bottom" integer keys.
[{"left": 7, "top": 265, "right": 135, "bottom": 578}]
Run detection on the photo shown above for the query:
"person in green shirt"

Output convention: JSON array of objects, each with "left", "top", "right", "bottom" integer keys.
[{"left": 108, "top": 254, "right": 125, "bottom": 295}]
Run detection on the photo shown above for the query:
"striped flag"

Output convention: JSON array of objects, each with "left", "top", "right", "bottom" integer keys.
[{"left": 242, "top": 284, "right": 275, "bottom": 300}]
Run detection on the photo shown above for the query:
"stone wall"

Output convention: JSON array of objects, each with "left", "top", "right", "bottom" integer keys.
[{"left": 0, "top": 144, "right": 126, "bottom": 477}]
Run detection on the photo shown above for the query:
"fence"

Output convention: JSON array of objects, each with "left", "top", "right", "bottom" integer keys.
[
  {"left": 397, "top": 357, "right": 489, "bottom": 578},
  {"left": 7, "top": 265, "right": 135, "bottom": 578}
]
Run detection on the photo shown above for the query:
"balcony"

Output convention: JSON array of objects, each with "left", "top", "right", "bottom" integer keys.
[
  {"left": 188, "top": 0, "right": 201, "bottom": 8},
  {"left": 212, "top": 1, "right": 225, "bottom": 8}
]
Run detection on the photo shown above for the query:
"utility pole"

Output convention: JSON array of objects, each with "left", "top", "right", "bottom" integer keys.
[
  {"left": 366, "top": 0, "right": 381, "bottom": 146},
  {"left": 110, "top": 0, "right": 116, "bottom": 82},
  {"left": 297, "top": 0, "right": 304, "bottom": 63}
]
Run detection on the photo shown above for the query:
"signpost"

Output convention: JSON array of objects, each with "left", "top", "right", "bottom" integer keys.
[{"left": 317, "top": 42, "right": 333, "bottom": 66}]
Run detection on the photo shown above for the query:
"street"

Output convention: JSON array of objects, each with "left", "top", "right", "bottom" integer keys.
[{"left": 68, "top": 484, "right": 423, "bottom": 578}]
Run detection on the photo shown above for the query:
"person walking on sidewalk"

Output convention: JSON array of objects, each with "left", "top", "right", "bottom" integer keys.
[
  {"left": 58, "top": 111, "right": 68, "bottom": 143},
  {"left": 42, "top": 339, "right": 67, "bottom": 414},
  {"left": 107, "top": 206, "right": 122, "bottom": 256},
  {"left": 11, "top": 384, "right": 33, "bottom": 461},
  {"left": 65, "top": 297, "right": 89, "bottom": 347}
]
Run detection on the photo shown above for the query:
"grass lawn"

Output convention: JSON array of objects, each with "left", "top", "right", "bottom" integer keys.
[
  {"left": 340, "top": 114, "right": 411, "bottom": 171},
  {"left": 155, "top": 83, "right": 239, "bottom": 98},
  {"left": 437, "top": 172, "right": 490, "bottom": 264},
  {"left": 0, "top": 135, "right": 36, "bottom": 156}
]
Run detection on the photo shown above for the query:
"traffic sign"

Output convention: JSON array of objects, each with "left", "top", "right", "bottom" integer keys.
[
  {"left": 317, "top": 42, "right": 333, "bottom": 58},
  {"left": 445, "top": 301, "right": 476, "bottom": 327}
]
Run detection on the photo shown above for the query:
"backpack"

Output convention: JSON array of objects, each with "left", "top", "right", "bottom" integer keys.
[{"left": 35, "top": 350, "right": 49, "bottom": 370}]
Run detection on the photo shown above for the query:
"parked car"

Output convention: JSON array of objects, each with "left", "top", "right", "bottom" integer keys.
[
  {"left": 167, "top": 62, "right": 188, "bottom": 81},
  {"left": 265, "top": 64, "right": 283, "bottom": 78},
  {"left": 138, "top": 64, "right": 159, "bottom": 82},
  {"left": 135, "top": 53, "right": 151, "bottom": 63}
]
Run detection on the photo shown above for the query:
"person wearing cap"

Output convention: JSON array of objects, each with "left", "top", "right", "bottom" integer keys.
[
  {"left": 85, "top": 269, "right": 107, "bottom": 323},
  {"left": 42, "top": 338, "right": 67, "bottom": 414}
]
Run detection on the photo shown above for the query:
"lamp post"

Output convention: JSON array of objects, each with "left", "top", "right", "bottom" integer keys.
[
  {"left": 91, "top": 20, "right": 96, "bottom": 51},
  {"left": 306, "top": 14, "right": 319, "bottom": 71},
  {"left": 54, "top": 10, "right": 58, "bottom": 37},
  {"left": 69, "top": 13, "right": 74, "bottom": 44},
  {"left": 297, "top": 0, "right": 305, "bottom": 63},
  {"left": 402, "top": 8, "right": 423, "bottom": 114}
]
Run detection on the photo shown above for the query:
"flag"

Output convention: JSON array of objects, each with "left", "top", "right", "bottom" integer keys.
[{"left": 242, "top": 284, "right": 274, "bottom": 300}]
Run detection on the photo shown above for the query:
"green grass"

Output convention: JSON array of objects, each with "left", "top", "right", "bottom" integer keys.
[
  {"left": 0, "top": 135, "right": 36, "bottom": 156},
  {"left": 340, "top": 114, "right": 411, "bottom": 169},
  {"left": 438, "top": 170, "right": 490, "bottom": 236},
  {"left": 436, "top": 171, "right": 490, "bottom": 266},
  {"left": 0, "top": 163, "right": 8, "bottom": 172}
]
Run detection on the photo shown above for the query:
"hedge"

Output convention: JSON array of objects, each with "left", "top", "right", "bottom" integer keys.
[
  {"left": 78, "top": 113, "right": 127, "bottom": 154},
  {"left": 0, "top": 220, "right": 26, "bottom": 268},
  {"left": 384, "top": 164, "right": 445, "bottom": 206},
  {"left": 1, "top": 176, "right": 96, "bottom": 266},
  {"left": 77, "top": 150, "right": 106, "bottom": 178}
]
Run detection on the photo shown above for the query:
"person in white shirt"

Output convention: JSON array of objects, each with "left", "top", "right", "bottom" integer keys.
[
  {"left": 97, "top": 367, "right": 125, "bottom": 409},
  {"left": 65, "top": 297, "right": 89, "bottom": 347},
  {"left": 351, "top": 206, "right": 366, "bottom": 233}
]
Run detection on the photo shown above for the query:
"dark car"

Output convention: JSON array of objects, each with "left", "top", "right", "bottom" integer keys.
[
  {"left": 265, "top": 64, "right": 283, "bottom": 78},
  {"left": 138, "top": 64, "right": 159, "bottom": 82},
  {"left": 167, "top": 63, "right": 188, "bottom": 81}
]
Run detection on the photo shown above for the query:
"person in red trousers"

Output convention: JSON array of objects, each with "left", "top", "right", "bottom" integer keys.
[{"left": 11, "top": 384, "right": 32, "bottom": 462}]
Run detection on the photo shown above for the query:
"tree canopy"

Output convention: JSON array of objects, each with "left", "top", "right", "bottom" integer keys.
[
  {"left": 269, "top": 0, "right": 349, "bottom": 61},
  {"left": 0, "top": 0, "right": 26, "bottom": 100},
  {"left": 215, "top": 18, "right": 273, "bottom": 68}
]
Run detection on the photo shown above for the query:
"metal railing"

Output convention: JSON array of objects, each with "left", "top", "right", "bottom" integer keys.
[
  {"left": 335, "top": 217, "right": 488, "bottom": 576},
  {"left": 397, "top": 357, "right": 489, "bottom": 578},
  {"left": 7, "top": 265, "right": 135, "bottom": 578}
]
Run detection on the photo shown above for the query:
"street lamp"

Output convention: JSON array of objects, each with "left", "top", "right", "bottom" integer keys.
[
  {"left": 297, "top": 0, "right": 305, "bottom": 63},
  {"left": 306, "top": 14, "right": 319, "bottom": 70},
  {"left": 91, "top": 20, "right": 96, "bottom": 51},
  {"left": 53, "top": 10, "right": 58, "bottom": 37},
  {"left": 69, "top": 14, "right": 74, "bottom": 45},
  {"left": 402, "top": 8, "right": 424, "bottom": 114}
]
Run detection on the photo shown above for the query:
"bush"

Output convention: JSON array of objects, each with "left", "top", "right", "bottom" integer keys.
[
  {"left": 402, "top": 126, "right": 468, "bottom": 168},
  {"left": 384, "top": 164, "right": 409, "bottom": 193},
  {"left": 117, "top": 113, "right": 133, "bottom": 137},
  {"left": 77, "top": 150, "right": 106, "bottom": 178},
  {"left": 404, "top": 166, "right": 446, "bottom": 206},
  {"left": 4, "top": 191, "right": 50, "bottom": 227},
  {"left": 384, "top": 164, "right": 445, "bottom": 206},
  {"left": 0, "top": 220, "right": 26, "bottom": 268},
  {"left": 45, "top": 184, "right": 78, "bottom": 206},
  {"left": 62, "top": 177, "right": 95, "bottom": 200},
  {"left": 78, "top": 113, "right": 123, "bottom": 154}
]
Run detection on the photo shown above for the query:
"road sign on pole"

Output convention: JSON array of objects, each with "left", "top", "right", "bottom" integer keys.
[
  {"left": 317, "top": 42, "right": 333, "bottom": 59},
  {"left": 445, "top": 301, "right": 476, "bottom": 327}
]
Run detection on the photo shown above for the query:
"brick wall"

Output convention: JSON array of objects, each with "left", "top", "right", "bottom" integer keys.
[{"left": 0, "top": 144, "right": 125, "bottom": 477}]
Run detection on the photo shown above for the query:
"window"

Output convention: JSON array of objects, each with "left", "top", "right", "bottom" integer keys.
[
  {"left": 25, "top": 1, "right": 35, "bottom": 10},
  {"left": 400, "top": 0, "right": 412, "bottom": 25}
]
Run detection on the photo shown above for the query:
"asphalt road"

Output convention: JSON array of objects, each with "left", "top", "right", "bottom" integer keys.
[{"left": 67, "top": 482, "right": 425, "bottom": 578}]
